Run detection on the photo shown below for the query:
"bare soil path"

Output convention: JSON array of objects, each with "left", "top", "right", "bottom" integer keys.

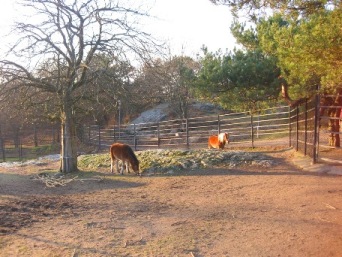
[{"left": 1, "top": 150, "right": 342, "bottom": 257}]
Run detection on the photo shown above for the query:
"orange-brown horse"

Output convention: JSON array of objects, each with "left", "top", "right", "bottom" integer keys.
[
  {"left": 208, "top": 132, "right": 229, "bottom": 150},
  {"left": 110, "top": 143, "right": 140, "bottom": 175}
]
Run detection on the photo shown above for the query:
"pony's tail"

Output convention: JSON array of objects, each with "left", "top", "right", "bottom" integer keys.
[{"left": 110, "top": 145, "right": 115, "bottom": 160}]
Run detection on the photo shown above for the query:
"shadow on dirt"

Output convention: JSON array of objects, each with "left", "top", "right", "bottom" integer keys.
[
  {"left": 0, "top": 170, "right": 146, "bottom": 235},
  {"left": 0, "top": 171, "right": 145, "bottom": 196},
  {"left": 11, "top": 232, "right": 120, "bottom": 257}
]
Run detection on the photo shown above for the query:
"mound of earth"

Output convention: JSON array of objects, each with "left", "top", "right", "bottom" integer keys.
[
  {"left": 129, "top": 102, "right": 224, "bottom": 125},
  {"left": 78, "top": 149, "right": 275, "bottom": 175}
]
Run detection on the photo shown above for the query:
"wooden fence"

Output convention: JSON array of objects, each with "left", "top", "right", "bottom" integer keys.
[
  {"left": 0, "top": 126, "right": 60, "bottom": 162},
  {"left": 83, "top": 105, "right": 290, "bottom": 151},
  {"left": 1, "top": 99, "right": 340, "bottom": 164},
  {"left": 290, "top": 95, "right": 342, "bottom": 164}
]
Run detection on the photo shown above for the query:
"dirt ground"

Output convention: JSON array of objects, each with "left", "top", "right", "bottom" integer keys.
[{"left": 0, "top": 149, "right": 342, "bottom": 257}]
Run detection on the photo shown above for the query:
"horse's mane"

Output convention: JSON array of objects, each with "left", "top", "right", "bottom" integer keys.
[{"left": 127, "top": 146, "right": 139, "bottom": 164}]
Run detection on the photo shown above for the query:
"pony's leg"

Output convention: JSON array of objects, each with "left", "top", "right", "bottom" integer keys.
[
  {"left": 120, "top": 160, "right": 125, "bottom": 175},
  {"left": 126, "top": 162, "right": 130, "bottom": 173},
  {"left": 110, "top": 157, "right": 114, "bottom": 173},
  {"left": 116, "top": 159, "right": 120, "bottom": 174}
]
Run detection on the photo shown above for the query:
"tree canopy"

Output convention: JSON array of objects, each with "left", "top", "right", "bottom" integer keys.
[
  {"left": 258, "top": 9, "right": 342, "bottom": 96},
  {"left": 195, "top": 48, "right": 281, "bottom": 111},
  {"left": 211, "top": 0, "right": 342, "bottom": 97},
  {"left": 210, "top": 0, "right": 338, "bottom": 19}
]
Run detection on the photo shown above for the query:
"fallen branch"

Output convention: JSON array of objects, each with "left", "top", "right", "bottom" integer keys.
[
  {"left": 33, "top": 174, "right": 78, "bottom": 187},
  {"left": 33, "top": 173, "right": 105, "bottom": 187},
  {"left": 77, "top": 176, "right": 104, "bottom": 182}
]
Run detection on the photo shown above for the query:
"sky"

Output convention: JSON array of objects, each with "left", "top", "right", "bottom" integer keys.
[
  {"left": 147, "top": 0, "right": 237, "bottom": 56},
  {"left": 0, "top": 0, "right": 237, "bottom": 59}
]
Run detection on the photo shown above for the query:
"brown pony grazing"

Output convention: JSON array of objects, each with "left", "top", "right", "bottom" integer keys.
[
  {"left": 208, "top": 132, "right": 229, "bottom": 150},
  {"left": 110, "top": 143, "right": 140, "bottom": 175}
]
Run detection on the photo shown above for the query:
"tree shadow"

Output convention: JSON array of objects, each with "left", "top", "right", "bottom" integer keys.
[
  {"left": 8, "top": 232, "right": 121, "bottom": 256},
  {"left": 0, "top": 170, "right": 145, "bottom": 236},
  {"left": 0, "top": 170, "right": 145, "bottom": 197}
]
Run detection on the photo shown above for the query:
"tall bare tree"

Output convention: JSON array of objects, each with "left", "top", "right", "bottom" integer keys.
[{"left": 0, "top": 0, "right": 160, "bottom": 172}]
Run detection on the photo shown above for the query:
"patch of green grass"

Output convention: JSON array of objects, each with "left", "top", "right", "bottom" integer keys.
[
  {"left": 78, "top": 153, "right": 110, "bottom": 170},
  {"left": 31, "top": 143, "right": 60, "bottom": 155}
]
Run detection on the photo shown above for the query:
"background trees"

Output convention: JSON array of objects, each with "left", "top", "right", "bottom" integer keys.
[
  {"left": 133, "top": 56, "right": 198, "bottom": 119},
  {"left": 210, "top": 0, "right": 342, "bottom": 97},
  {"left": 209, "top": 0, "right": 341, "bottom": 146},
  {"left": 194, "top": 47, "right": 281, "bottom": 112},
  {"left": 0, "top": 0, "right": 160, "bottom": 172}
]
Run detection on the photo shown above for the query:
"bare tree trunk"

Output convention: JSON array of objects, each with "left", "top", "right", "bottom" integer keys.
[{"left": 60, "top": 99, "right": 78, "bottom": 173}]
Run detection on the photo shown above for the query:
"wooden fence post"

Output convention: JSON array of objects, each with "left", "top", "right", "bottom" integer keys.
[
  {"left": 18, "top": 138, "right": 22, "bottom": 161},
  {"left": 14, "top": 128, "right": 20, "bottom": 149},
  {"left": 98, "top": 125, "right": 101, "bottom": 150},
  {"left": 134, "top": 123, "right": 137, "bottom": 150},
  {"left": 52, "top": 126, "right": 55, "bottom": 143},
  {"left": 250, "top": 113, "right": 254, "bottom": 148},
  {"left": 313, "top": 93, "right": 320, "bottom": 164},
  {"left": 304, "top": 99, "right": 308, "bottom": 155},
  {"left": 34, "top": 125, "right": 38, "bottom": 147},
  {"left": 113, "top": 125, "right": 116, "bottom": 142},
  {"left": 289, "top": 106, "right": 292, "bottom": 148},
  {"left": 157, "top": 123, "right": 160, "bottom": 148},
  {"left": 296, "top": 106, "right": 299, "bottom": 151},
  {"left": 0, "top": 138, "right": 5, "bottom": 162},
  {"left": 186, "top": 119, "right": 189, "bottom": 149}
]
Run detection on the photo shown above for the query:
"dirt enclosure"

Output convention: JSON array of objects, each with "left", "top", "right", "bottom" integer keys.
[{"left": 0, "top": 149, "right": 342, "bottom": 257}]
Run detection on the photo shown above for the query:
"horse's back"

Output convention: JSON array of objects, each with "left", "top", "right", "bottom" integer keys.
[
  {"left": 208, "top": 133, "right": 229, "bottom": 149},
  {"left": 110, "top": 143, "right": 132, "bottom": 160},
  {"left": 208, "top": 135, "right": 219, "bottom": 149}
]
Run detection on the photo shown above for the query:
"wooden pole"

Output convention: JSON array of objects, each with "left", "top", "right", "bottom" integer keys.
[
  {"left": 251, "top": 114, "right": 254, "bottom": 148},
  {"left": 313, "top": 93, "right": 320, "bottom": 163}
]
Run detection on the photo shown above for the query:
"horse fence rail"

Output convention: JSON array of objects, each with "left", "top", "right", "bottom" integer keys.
[
  {"left": 84, "top": 100, "right": 340, "bottom": 164},
  {"left": 1, "top": 97, "right": 340, "bottom": 164},
  {"left": 84, "top": 105, "right": 291, "bottom": 152}
]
